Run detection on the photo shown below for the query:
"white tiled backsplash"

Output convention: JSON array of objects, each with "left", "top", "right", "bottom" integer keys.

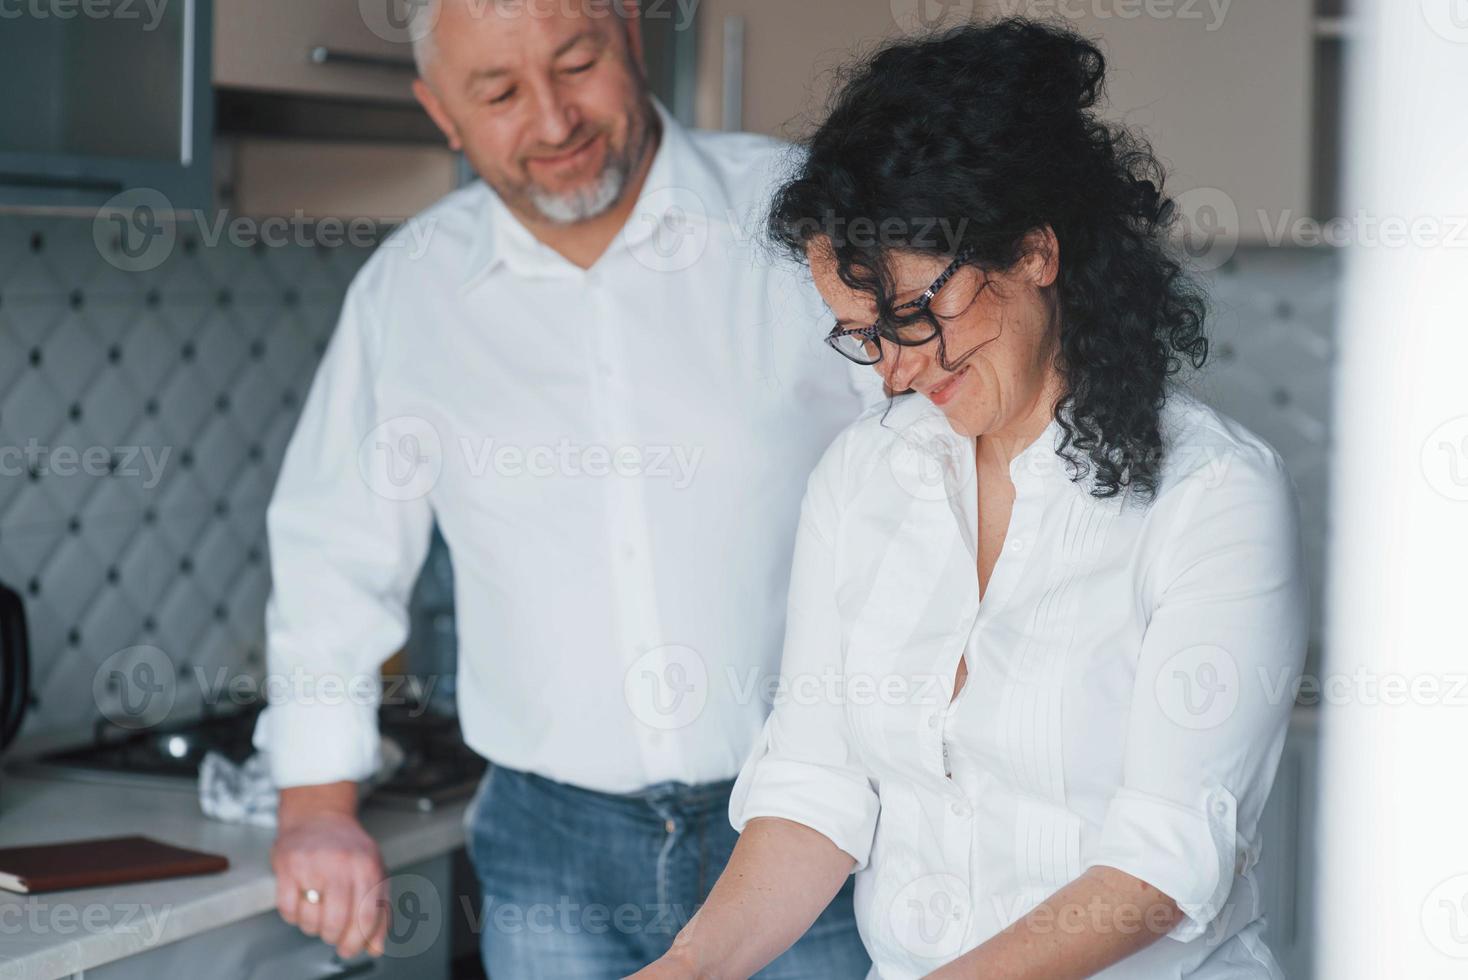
[{"left": 0, "top": 219, "right": 1339, "bottom": 740}]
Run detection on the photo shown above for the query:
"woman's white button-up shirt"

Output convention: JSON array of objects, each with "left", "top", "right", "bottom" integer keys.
[{"left": 730, "top": 389, "right": 1308, "bottom": 980}]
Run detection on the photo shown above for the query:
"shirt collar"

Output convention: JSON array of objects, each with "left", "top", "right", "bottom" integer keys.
[
  {"left": 460, "top": 98, "right": 726, "bottom": 289},
  {"left": 884, "top": 393, "right": 1067, "bottom": 485}
]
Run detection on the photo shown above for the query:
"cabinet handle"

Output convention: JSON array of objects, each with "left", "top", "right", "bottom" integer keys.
[
  {"left": 309, "top": 47, "right": 417, "bottom": 74},
  {"left": 720, "top": 16, "right": 744, "bottom": 132}
]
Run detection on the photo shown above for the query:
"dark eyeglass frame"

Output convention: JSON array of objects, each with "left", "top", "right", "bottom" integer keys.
[{"left": 824, "top": 245, "right": 978, "bottom": 366}]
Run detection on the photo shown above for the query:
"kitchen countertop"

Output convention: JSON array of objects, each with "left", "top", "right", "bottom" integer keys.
[{"left": 0, "top": 774, "right": 469, "bottom": 980}]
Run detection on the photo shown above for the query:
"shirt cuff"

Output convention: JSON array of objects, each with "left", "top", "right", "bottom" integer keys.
[
  {"left": 728, "top": 732, "right": 881, "bottom": 871},
  {"left": 1085, "top": 785, "right": 1239, "bottom": 942},
  {"left": 252, "top": 696, "right": 381, "bottom": 789}
]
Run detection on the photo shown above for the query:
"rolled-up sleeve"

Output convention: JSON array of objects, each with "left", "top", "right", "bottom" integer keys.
[
  {"left": 729, "top": 436, "right": 881, "bottom": 869},
  {"left": 252, "top": 262, "right": 435, "bottom": 789},
  {"left": 1085, "top": 447, "right": 1308, "bottom": 941}
]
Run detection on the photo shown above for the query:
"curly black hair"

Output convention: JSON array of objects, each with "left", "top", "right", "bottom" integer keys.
[{"left": 768, "top": 17, "right": 1209, "bottom": 500}]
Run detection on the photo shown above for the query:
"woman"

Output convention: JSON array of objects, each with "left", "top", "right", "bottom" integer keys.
[{"left": 634, "top": 18, "right": 1306, "bottom": 980}]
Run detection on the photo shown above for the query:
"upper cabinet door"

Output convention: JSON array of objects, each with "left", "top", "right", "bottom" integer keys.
[
  {"left": 696, "top": 1, "right": 1319, "bottom": 244},
  {"left": 0, "top": 0, "right": 214, "bottom": 208},
  {"left": 213, "top": 0, "right": 421, "bottom": 104},
  {"left": 979, "top": 2, "right": 1317, "bottom": 243}
]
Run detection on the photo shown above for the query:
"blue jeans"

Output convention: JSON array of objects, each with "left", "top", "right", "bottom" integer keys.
[{"left": 465, "top": 764, "right": 871, "bottom": 979}]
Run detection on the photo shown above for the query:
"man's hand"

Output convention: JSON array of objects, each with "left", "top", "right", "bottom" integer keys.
[{"left": 272, "top": 781, "right": 389, "bottom": 959}]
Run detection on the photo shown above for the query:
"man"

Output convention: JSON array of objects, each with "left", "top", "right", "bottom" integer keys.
[{"left": 255, "top": 0, "right": 874, "bottom": 975}]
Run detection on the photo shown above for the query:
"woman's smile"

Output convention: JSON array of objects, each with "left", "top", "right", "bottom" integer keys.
[{"left": 923, "top": 365, "right": 970, "bottom": 407}]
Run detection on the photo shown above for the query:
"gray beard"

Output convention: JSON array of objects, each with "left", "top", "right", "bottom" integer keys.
[{"left": 528, "top": 161, "right": 629, "bottom": 225}]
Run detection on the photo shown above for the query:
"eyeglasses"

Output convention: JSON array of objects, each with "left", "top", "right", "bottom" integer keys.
[{"left": 824, "top": 246, "right": 980, "bottom": 366}]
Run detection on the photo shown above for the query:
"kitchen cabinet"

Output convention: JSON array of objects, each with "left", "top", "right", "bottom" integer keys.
[
  {"left": 219, "top": 139, "right": 462, "bottom": 223},
  {"left": 694, "top": 0, "right": 1334, "bottom": 243},
  {"left": 84, "top": 853, "right": 454, "bottom": 980},
  {"left": 213, "top": 0, "right": 419, "bottom": 106},
  {"left": 0, "top": 0, "right": 213, "bottom": 209}
]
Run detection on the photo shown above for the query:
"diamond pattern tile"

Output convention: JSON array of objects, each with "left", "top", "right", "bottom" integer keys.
[
  {"left": 1197, "top": 246, "right": 1341, "bottom": 672},
  {"left": 0, "top": 212, "right": 372, "bottom": 741}
]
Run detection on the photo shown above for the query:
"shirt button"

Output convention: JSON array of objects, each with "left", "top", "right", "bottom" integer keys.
[
  {"left": 664, "top": 819, "right": 676, "bottom": 834},
  {"left": 927, "top": 714, "right": 942, "bottom": 730},
  {"left": 951, "top": 801, "right": 971, "bottom": 818},
  {"left": 1008, "top": 538, "right": 1025, "bottom": 553}
]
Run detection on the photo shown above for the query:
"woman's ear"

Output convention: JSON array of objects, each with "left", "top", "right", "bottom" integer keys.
[{"left": 1018, "top": 226, "right": 1061, "bottom": 288}]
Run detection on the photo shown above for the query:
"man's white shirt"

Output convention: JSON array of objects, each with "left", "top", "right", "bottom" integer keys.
[{"left": 254, "top": 102, "right": 877, "bottom": 793}]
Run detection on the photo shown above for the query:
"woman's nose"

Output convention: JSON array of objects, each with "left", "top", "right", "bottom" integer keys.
[{"left": 879, "top": 342, "right": 926, "bottom": 392}]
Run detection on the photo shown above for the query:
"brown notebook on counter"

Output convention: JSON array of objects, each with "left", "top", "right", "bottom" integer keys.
[{"left": 0, "top": 835, "right": 229, "bottom": 894}]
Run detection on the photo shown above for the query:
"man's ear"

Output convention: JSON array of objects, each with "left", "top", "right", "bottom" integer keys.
[{"left": 414, "top": 77, "right": 463, "bottom": 152}]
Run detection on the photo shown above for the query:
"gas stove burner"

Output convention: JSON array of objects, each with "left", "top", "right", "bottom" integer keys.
[{"left": 34, "top": 703, "right": 487, "bottom": 812}]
